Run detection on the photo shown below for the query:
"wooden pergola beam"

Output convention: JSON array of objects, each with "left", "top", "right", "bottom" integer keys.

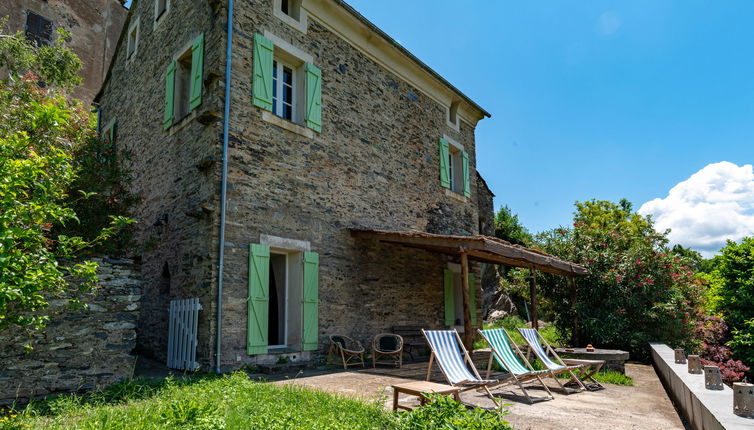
[{"left": 460, "top": 251, "right": 472, "bottom": 349}]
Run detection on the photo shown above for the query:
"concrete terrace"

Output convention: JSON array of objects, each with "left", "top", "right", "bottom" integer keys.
[{"left": 270, "top": 361, "right": 686, "bottom": 430}]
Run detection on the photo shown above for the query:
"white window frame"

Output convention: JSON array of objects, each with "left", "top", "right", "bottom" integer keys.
[
  {"left": 126, "top": 18, "right": 140, "bottom": 65},
  {"left": 154, "top": 0, "right": 170, "bottom": 29},
  {"left": 273, "top": 59, "right": 297, "bottom": 122},
  {"left": 273, "top": 0, "right": 308, "bottom": 34}
]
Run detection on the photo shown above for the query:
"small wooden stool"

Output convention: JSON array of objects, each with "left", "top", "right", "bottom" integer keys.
[
  {"left": 391, "top": 381, "right": 461, "bottom": 411},
  {"left": 561, "top": 358, "right": 605, "bottom": 390}
]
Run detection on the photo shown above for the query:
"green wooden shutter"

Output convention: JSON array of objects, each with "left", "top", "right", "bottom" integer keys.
[
  {"left": 302, "top": 252, "right": 319, "bottom": 351},
  {"left": 189, "top": 33, "right": 204, "bottom": 111},
  {"left": 305, "top": 62, "right": 322, "bottom": 132},
  {"left": 468, "top": 273, "right": 477, "bottom": 325},
  {"left": 439, "top": 138, "right": 451, "bottom": 188},
  {"left": 444, "top": 269, "right": 454, "bottom": 326},
  {"left": 247, "top": 243, "right": 270, "bottom": 355},
  {"left": 163, "top": 61, "right": 176, "bottom": 130},
  {"left": 462, "top": 150, "right": 470, "bottom": 197},
  {"left": 252, "top": 34, "right": 274, "bottom": 111},
  {"left": 109, "top": 121, "right": 116, "bottom": 145}
]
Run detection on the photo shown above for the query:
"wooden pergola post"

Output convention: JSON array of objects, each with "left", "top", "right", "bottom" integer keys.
[
  {"left": 570, "top": 277, "right": 579, "bottom": 346},
  {"left": 529, "top": 269, "right": 538, "bottom": 330},
  {"left": 460, "top": 251, "right": 473, "bottom": 350}
]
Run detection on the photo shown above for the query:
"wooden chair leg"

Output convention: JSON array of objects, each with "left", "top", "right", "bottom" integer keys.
[
  {"left": 340, "top": 348, "right": 347, "bottom": 370},
  {"left": 426, "top": 353, "right": 435, "bottom": 381},
  {"left": 372, "top": 350, "right": 376, "bottom": 368}
]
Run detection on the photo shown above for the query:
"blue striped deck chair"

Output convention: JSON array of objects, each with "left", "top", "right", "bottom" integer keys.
[
  {"left": 478, "top": 328, "right": 553, "bottom": 403},
  {"left": 422, "top": 329, "right": 500, "bottom": 408},
  {"left": 518, "top": 328, "right": 586, "bottom": 392}
]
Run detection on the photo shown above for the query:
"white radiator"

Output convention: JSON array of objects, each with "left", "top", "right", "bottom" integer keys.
[{"left": 167, "top": 298, "right": 202, "bottom": 371}]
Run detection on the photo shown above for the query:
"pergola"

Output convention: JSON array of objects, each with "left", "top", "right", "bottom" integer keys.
[{"left": 350, "top": 229, "right": 588, "bottom": 348}]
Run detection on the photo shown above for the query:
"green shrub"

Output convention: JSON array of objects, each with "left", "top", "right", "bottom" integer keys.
[
  {"left": 534, "top": 200, "right": 705, "bottom": 361},
  {"left": 397, "top": 394, "right": 512, "bottom": 430}
]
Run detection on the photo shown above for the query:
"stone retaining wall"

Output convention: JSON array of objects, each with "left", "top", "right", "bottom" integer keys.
[
  {"left": 0, "top": 259, "right": 141, "bottom": 404},
  {"left": 650, "top": 342, "right": 752, "bottom": 430}
]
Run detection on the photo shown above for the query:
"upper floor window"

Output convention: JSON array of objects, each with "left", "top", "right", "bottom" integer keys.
[
  {"left": 163, "top": 33, "right": 204, "bottom": 130},
  {"left": 439, "top": 136, "right": 470, "bottom": 198},
  {"left": 447, "top": 101, "right": 460, "bottom": 130},
  {"left": 155, "top": 0, "right": 170, "bottom": 26},
  {"left": 273, "top": 0, "right": 307, "bottom": 33},
  {"left": 273, "top": 60, "right": 296, "bottom": 121},
  {"left": 25, "top": 12, "right": 53, "bottom": 46},
  {"left": 252, "top": 33, "right": 321, "bottom": 133},
  {"left": 127, "top": 19, "right": 140, "bottom": 62}
]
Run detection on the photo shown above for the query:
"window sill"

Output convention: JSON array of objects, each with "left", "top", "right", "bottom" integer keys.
[
  {"left": 444, "top": 188, "right": 468, "bottom": 203},
  {"left": 261, "top": 111, "right": 314, "bottom": 139},
  {"left": 272, "top": 6, "right": 308, "bottom": 34},
  {"left": 166, "top": 110, "right": 198, "bottom": 136}
]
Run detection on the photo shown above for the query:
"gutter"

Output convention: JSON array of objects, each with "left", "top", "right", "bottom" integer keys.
[{"left": 215, "top": 0, "right": 234, "bottom": 374}]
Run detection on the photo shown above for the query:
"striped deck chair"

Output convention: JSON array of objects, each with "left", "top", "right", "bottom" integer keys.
[
  {"left": 478, "top": 328, "right": 553, "bottom": 403},
  {"left": 518, "top": 328, "right": 587, "bottom": 392},
  {"left": 422, "top": 329, "right": 500, "bottom": 408}
]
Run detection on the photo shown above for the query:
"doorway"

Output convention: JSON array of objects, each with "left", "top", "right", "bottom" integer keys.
[{"left": 269, "top": 253, "right": 287, "bottom": 348}]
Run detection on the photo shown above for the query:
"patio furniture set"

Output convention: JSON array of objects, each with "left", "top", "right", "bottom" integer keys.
[{"left": 391, "top": 327, "right": 608, "bottom": 411}]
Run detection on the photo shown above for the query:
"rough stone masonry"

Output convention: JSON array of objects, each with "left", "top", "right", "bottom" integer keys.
[{"left": 0, "top": 259, "right": 141, "bottom": 404}]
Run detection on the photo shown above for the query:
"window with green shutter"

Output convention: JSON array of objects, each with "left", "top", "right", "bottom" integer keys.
[
  {"left": 305, "top": 62, "right": 321, "bottom": 132},
  {"left": 248, "top": 243, "right": 270, "bottom": 355},
  {"left": 462, "top": 150, "right": 471, "bottom": 197},
  {"left": 439, "top": 138, "right": 451, "bottom": 188},
  {"left": 253, "top": 34, "right": 274, "bottom": 111},
  {"left": 164, "top": 33, "right": 205, "bottom": 130},
  {"left": 163, "top": 61, "right": 176, "bottom": 130},
  {"left": 302, "top": 252, "right": 319, "bottom": 351}
]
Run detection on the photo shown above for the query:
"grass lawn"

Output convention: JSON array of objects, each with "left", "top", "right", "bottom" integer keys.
[{"left": 0, "top": 372, "right": 513, "bottom": 430}]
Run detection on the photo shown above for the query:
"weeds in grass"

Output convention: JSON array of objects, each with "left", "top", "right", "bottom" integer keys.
[{"left": 555, "top": 369, "right": 633, "bottom": 386}]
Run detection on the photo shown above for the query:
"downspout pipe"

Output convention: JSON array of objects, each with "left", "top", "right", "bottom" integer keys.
[{"left": 216, "top": 0, "right": 235, "bottom": 374}]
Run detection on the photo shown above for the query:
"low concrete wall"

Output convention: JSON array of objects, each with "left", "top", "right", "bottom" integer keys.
[
  {"left": 0, "top": 259, "right": 141, "bottom": 404},
  {"left": 650, "top": 342, "right": 752, "bottom": 430}
]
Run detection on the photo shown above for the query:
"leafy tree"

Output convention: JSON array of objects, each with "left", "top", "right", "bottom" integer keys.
[
  {"left": 535, "top": 199, "right": 705, "bottom": 360},
  {"left": 0, "top": 29, "right": 131, "bottom": 334},
  {"left": 706, "top": 237, "right": 754, "bottom": 369},
  {"left": 494, "top": 205, "right": 532, "bottom": 246}
]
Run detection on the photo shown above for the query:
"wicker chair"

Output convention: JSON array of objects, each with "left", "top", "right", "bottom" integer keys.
[
  {"left": 371, "top": 333, "right": 403, "bottom": 368},
  {"left": 327, "top": 335, "right": 365, "bottom": 369}
]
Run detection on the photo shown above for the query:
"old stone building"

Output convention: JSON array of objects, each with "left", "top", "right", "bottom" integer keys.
[
  {"left": 0, "top": 0, "right": 127, "bottom": 104},
  {"left": 97, "top": 0, "right": 583, "bottom": 372}
]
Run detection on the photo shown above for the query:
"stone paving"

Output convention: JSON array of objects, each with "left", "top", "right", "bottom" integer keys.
[{"left": 271, "top": 361, "right": 687, "bottom": 430}]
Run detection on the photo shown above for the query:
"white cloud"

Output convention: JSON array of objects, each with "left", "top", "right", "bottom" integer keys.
[
  {"left": 638, "top": 162, "right": 754, "bottom": 257},
  {"left": 598, "top": 12, "right": 621, "bottom": 36}
]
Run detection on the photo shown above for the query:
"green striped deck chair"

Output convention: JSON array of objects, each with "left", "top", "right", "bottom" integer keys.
[{"left": 479, "top": 328, "right": 554, "bottom": 403}]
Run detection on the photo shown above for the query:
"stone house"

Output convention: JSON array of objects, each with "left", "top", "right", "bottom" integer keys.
[
  {"left": 96, "top": 0, "right": 585, "bottom": 372},
  {"left": 0, "top": 0, "right": 127, "bottom": 104}
]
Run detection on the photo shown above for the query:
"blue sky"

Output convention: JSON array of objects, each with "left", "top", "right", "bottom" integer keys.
[{"left": 346, "top": 0, "right": 754, "bottom": 255}]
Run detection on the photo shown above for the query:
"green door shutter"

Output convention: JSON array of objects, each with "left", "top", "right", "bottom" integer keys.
[
  {"left": 305, "top": 62, "right": 322, "bottom": 132},
  {"left": 439, "top": 138, "right": 451, "bottom": 188},
  {"left": 468, "top": 273, "right": 477, "bottom": 325},
  {"left": 302, "top": 252, "right": 319, "bottom": 351},
  {"left": 189, "top": 33, "right": 204, "bottom": 111},
  {"left": 444, "top": 269, "right": 454, "bottom": 326},
  {"left": 247, "top": 243, "right": 270, "bottom": 355},
  {"left": 252, "top": 34, "right": 274, "bottom": 111},
  {"left": 163, "top": 61, "right": 176, "bottom": 130},
  {"left": 462, "top": 150, "right": 471, "bottom": 197}
]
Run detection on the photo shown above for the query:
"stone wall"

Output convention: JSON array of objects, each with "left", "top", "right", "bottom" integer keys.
[
  {"left": 0, "top": 259, "right": 141, "bottom": 404},
  {"left": 97, "top": 0, "right": 226, "bottom": 364},
  {"left": 0, "top": 0, "right": 127, "bottom": 104}
]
